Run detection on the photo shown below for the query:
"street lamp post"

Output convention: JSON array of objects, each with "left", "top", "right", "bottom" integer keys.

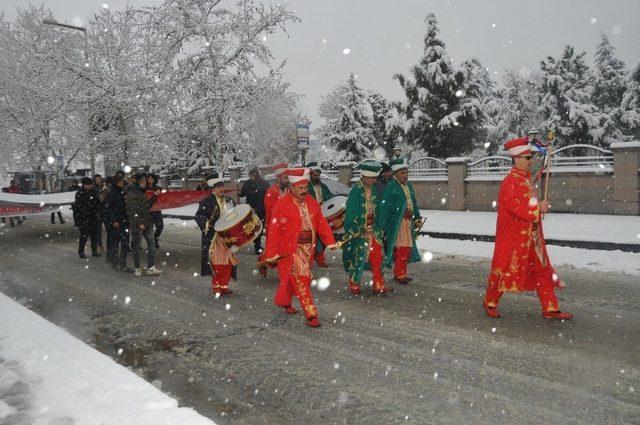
[{"left": 42, "top": 18, "right": 95, "bottom": 176}]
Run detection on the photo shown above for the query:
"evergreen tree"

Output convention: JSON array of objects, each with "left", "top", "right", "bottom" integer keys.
[
  {"left": 394, "top": 13, "right": 486, "bottom": 158},
  {"left": 367, "top": 90, "right": 396, "bottom": 159},
  {"left": 539, "top": 45, "right": 607, "bottom": 147},
  {"left": 621, "top": 63, "right": 640, "bottom": 141},
  {"left": 488, "top": 69, "right": 544, "bottom": 154},
  {"left": 317, "top": 73, "right": 375, "bottom": 161}
]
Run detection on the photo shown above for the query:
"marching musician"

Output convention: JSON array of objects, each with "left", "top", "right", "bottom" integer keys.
[
  {"left": 483, "top": 137, "right": 573, "bottom": 320},
  {"left": 263, "top": 168, "right": 338, "bottom": 328},
  {"left": 195, "top": 173, "right": 236, "bottom": 286},
  {"left": 342, "top": 161, "right": 392, "bottom": 295},
  {"left": 259, "top": 162, "right": 289, "bottom": 278},
  {"left": 307, "top": 162, "right": 334, "bottom": 268},
  {"left": 377, "top": 158, "right": 422, "bottom": 285}
]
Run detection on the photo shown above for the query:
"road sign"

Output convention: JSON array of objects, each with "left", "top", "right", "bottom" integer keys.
[{"left": 297, "top": 123, "right": 310, "bottom": 150}]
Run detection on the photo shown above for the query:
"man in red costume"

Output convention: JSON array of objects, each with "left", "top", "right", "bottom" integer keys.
[
  {"left": 259, "top": 162, "right": 289, "bottom": 278},
  {"left": 264, "top": 168, "right": 338, "bottom": 328},
  {"left": 483, "top": 137, "right": 573, "bottom": 320}
]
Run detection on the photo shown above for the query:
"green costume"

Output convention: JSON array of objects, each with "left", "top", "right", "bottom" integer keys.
[
  {"left": 341, "top": 180, "right": 384, "bottom": 283},
  {"left": 309, "top": 181, "right": 333, "bottom": 203},
  {"left": 377, "top": 177, "right": 421, "bottom": 268}
]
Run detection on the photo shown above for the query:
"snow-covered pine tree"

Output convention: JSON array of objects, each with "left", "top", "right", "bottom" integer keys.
[
  {"left": 488, "top": 69, "right": 544, "bottom": 154},
  {"left": 621, "top": 63, "right": 640, "bottom": 141},
  {"left": 367, "top": 90, "right": 396, "bottom": 160},
  {"left": 394, "top": 13, "right": 485, "bottom": 158},
  {"left": 317, "top": 73, "right": 375, "bottom": 162},
  {"left": 591, "top": 33, "right": 627, "bottom": 144},
  {"left": 539, "top": 45, "right": 607, "bottom": 148},
  {"left": 459, "top": 57, "right": 496, "bottom": 156}
]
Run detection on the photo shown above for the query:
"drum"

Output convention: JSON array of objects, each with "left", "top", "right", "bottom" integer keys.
[
  {"left": 321, "top": 195, "right": 347, "bottom": 233},
  {"left": 214, "top": 204, "right": 263, "bottom": 249}
]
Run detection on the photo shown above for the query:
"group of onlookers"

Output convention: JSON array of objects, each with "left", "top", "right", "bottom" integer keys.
[
  {"left": 70, "top": 172, "right": 164, "bottom": 276},
  {"left": 1, "top": 179, "right": 26, "bottom": 227}
]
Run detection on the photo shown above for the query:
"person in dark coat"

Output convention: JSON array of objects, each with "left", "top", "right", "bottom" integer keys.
[
  {"left": 374, "top": 162, "right": 393, "bottom": 198},
  {"left": 68, "top": 179, "right": 80, "bottom": 226},
  {"left": 146, "top": 174, "right": 164, "bottom": 248},
  {"left": 126, "top": 172, "right": 162, "bottom": 276},
  {"left": 195, "top": 173, "right": 234, "bottom": 276},
  {"left": 239, "top": 167, "right": 269, "bottom": 254},
  {"left": 75, "top": 177, "right": 100, "bottom": 258},
  {"left": 103, "top": 174, "right": 131, "bottom": 272}
]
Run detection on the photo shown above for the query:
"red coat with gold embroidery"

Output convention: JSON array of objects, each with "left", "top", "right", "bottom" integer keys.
[
  {"left": 488, "top": 167, "right": 559, "bottom": 292},
  {"left": 264, "top": 194, "right": 336, "bottom": 286}
]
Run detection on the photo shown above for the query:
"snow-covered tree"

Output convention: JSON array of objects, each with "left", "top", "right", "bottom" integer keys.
[
  {"left": 621, "top": 63, "right": 640, "bottom": 141},
  {"left": 487, "top": 69, "right": 544, "bottom": 154},
  {"left": 539, "top": 45, "right": 607, "bottom": 147},
  {"left": 367, "top": 90, "right": 396, "bottom": 160},
  {"left": 394, "top": 13, "right": 486, "bottom": 158},
  {"left": 317, "top": 73, "right": 375, "bottom": 162}
]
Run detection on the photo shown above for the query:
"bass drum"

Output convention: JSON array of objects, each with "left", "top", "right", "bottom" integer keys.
[
  {"left": 321, "top": 195, "right": 347, "bottom": 234},
  {"left": 214, "top": 204, "right": 263, "bottom": 249}
]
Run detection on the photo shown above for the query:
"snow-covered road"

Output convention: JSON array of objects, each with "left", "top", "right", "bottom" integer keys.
[{"left": 0, "top": 216, "right": 638, "bottom": 424}]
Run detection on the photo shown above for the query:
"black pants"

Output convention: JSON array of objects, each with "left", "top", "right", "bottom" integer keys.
[
  {"left": 104, "top": 222, "right": 113, "bottom": 262},
  {"left": 95, "top": 216, "right": 103, "bottom": 247},
  {"left": 253, "top": 217, "right": 265, "bottom": 252},
  {"left": 152, "top": 212, "right": 164, "bottom": 243},
  {"left": 108, "top": 224, "right": 129, "bottom": 269},
  {"left": 50, "top": 211, "right": 64, "bottom": 223},
  {"left": 201, "top": 232, "right": 213, "bottom": 276},
  {"left": 78, "top": 222, "right": 98, "bottom": 255}
]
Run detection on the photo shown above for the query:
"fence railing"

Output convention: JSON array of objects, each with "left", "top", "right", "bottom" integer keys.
[
  {"left": 467, "top": 156, "right": 512, "bottom": 177},
  {"left": 408, "top": 156, "right": 448, "bottom": 179}
]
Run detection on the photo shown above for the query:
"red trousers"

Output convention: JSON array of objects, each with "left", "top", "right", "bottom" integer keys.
[
  {"left": 484, "top": 270, "right": 560, "bottom": 312},
  {"left": 393, "top": 246, "right": 412, "bottom": 279},
  {"left": 211, "top": 264, "right": 232, "bottom": 292},
  {"left": 351, "top": 238, "right": 385, "bottom": 290},
  {"left": 274, "top": 274, "right": 318, "bottom": 319}
]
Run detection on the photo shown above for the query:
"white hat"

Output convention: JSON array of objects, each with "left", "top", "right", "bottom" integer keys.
[
  {"left": 390, "top": 158, "right": 409, "bottom": 172},
  {"left": 285, "top": 167, "right": 310, "bottom": 186}
]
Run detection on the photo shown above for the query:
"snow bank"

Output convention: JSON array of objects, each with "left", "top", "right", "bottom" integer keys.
[
  {"left": 0, "top": 292, "right": 216, "bottom": 425},
  {"left": 420, "top": 209, "right": 640, "bottom": 245},
  {"left": 417, "top": 236, "right": 640, "bottom": 276}
]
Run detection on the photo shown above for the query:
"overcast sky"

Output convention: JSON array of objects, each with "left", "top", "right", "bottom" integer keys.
[{"left": 2, "top": 0, "right": 639, "bottom": 126}]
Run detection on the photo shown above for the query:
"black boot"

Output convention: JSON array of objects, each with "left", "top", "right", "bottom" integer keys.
[{"left": 79, "top": 252, "right": 86, "bottom": 259}]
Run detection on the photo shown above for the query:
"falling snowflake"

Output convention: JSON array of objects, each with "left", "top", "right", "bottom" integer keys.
[
  {"left": 491, "top": 327, "right": 496, "bottom": 333},
  {"left": 46, "top": 156, "right": 55, "bottom": 164},
  {"left": 440, "top": 197, "right": 447, "bottom": 205},
  {"left": 342, "top": 48, "right": 351, "bottom": 55},
  {"left": 124, "top": 296, "right": 131, "bottom": 305},
  {"left": 492, "top": 200, "right": 497, "bottom": 208},
  {"left": 102, "top": 3, "right": 109, "bottom": 9},
  {"left": 123, "top": 165, "right": 132, "bottom": 173},
  {"left": 590, "top": 17, "right": 597, "bottom": 24},
  {"left": 225, "top": 303, "right": 231, "bottom": 311},
  {"left": 422, "top": 251, "right": 434, "bottom": 263},
  {"left": 117, "top": 348, "right": 123, "bottom": 355},
  {"left": 333, "top": 363, "right": 340, "bottom": 370},
  {"left": 317, "top": 277, "right": 331, "bottom": 291},
  {"left": 455, "top": 90, "right": 464, "bottom": 97}
]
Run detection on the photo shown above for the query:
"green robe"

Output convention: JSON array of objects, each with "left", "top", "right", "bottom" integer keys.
[
  {"left": 309, "top": 181, "right": 333, "bottom": 203},
  {"left": 341, "top": 181, "right": 384, "bottom": 283},
  {"left": 377, "top": 177, "right": 421, "bottom": 268}
]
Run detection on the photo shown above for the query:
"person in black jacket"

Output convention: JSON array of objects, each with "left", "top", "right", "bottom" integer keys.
[
  {"left": 239, "top": 167, "right": 269, "bottom": 254},
  {"left": 146, "top": 174, "right": 164, "bottom": 248},
  {"left": 103, "top": 174, "right": 131, "bottom": 271},
  {"left": 75, "top": 177, "right": 101, "bottom": 258},
  {"left": 126, "top": 172, "right": 162, "bottom": 276}
]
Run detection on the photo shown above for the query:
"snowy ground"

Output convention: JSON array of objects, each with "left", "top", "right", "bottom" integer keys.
[
  {"left": 162, "top": 205, "right": 640, "bottom": 276},
  {"left": 0, "top": 292, "right": 216, "bottom": 425},
  {"left": 0, "top": 215, "right": 638, "bottom": 424}
]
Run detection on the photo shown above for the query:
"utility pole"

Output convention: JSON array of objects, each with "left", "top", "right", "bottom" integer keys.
[{"left": 42, "top": 18, "right": 95, "bottom": 176}]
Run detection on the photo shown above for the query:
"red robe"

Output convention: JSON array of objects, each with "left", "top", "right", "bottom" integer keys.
[
  {"left": 487, "top": 167, "right": 560, "bottom": 293},
  {"left": 264, "top": 194, "right": 336, "bottom": 292},
  {"left": 264, "top": 184, "right": 287, "bottom": 233}
]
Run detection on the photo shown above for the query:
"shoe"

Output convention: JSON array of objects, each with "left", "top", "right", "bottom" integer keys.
[
  {"left": 146, "top": 266, "right": 163, "bottom": 275},
  {"left": 483, "top": 303, "right": 501, "bottom": 318},
  {"left": 543, "top": 311, "right": 573, "bottom": 320},
  {"left": 121, "top": 267, "right": 134, "bottom": 273},
  {"left": 154, "top": 239, "right": 160, "bottom": 249},
  {"left": 60, "top": 220, "right": 65, "bottom": 224},
  {"left": 307, "top": 317, "right": 321, "bottom": 328},
  {"left": 348, "top": 282, "right": 361, "bottom": 295},
  {"left": 134, "top": 268, "right": 144, "bottom": 277},
  {"left": 218, "top": 287, "right": 233, "bottom": 296},
  {"left": 373, "top": 285, "right": 393, "bottom": 295},
  {"left": 78, "top": 252, "right": 86, "bottom": 259},
  {"left": 283, "top": 305, "right": 297, "bottom": 314},
  {"left": 259, "top": 266, "right": 267, "bottom": 278},
  {"left": 393, "top": 277, "right": 410, "bottom": 285}
]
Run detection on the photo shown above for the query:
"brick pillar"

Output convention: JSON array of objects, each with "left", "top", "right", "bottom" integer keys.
[
  {"left": 337, "top": 162, "right": 355, "bottom": 187},
  {"left": 445, "top": 157, "right": 471, "bottom": 211},
  {"left": 611, "top": 142, "right": 640, "bottom": 215}
]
